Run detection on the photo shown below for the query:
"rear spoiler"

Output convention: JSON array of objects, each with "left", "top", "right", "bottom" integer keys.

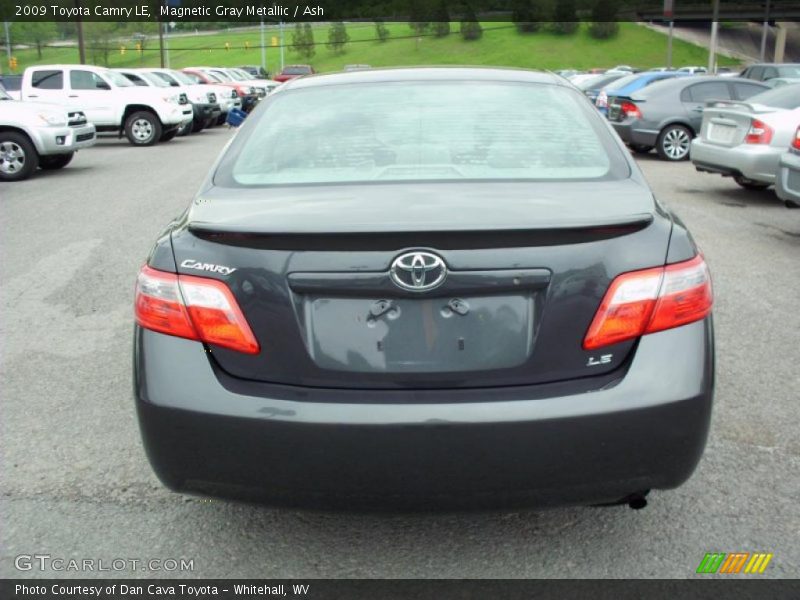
[
  {"left": 187, "top": 214, "right": 655, "bottom": 251},
  {"left": 704, "top": 99, "right": 772, "bottom": 113}
]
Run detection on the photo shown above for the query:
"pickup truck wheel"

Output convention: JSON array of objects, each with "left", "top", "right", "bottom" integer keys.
[
  {"left": 0, "top": 132, "right": 38, "bottom": 181},
  {"left": 39, "top": 153, "right": 74, "bottom": 170},
  {"left": 733, "top": 175, "right": 771, "bottom": 190},
  {"left": 656, "top": 125, "right": 692, "bottom": 161},
  {"left": 160, "top": 128, "right": 178, "bottom": 142},
  {"left": 191, "top": 119, "right": 206, "bottom": 133},
  {"left": 125, "top": 111, "right": 161, "bottom": 146}
]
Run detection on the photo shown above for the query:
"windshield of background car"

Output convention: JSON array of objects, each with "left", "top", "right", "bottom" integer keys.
[
  {"left": 103, "top": 70, "right": 134, "bottom": 87},
  {"left": 217, "top": 81, "right": 630, "bottom": 187},
  {"left": 283, "top": 66, "right": 311, "bottom": 75},
  {"left": 604, "top": 74, "right": 640, "bottom": 91},
  {"left": 169, "top": 71, "right": 196, "bottom": 85},
  {"left": 0, "top": 87, "right": 10, "bottom": 100},
  {"left": 140, "top": 72, "right": 170, "bottom": 87},
  {"left": 209, "top": 70, "right": 232, "bottom": 81},
  {"left": 749, "top": 84, "right": 800, "bottom": 109}
]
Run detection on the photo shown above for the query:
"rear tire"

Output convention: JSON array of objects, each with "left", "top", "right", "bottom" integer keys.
[
  {"left": 656, "top": 125, "right": 692, "bottom": 161},
  {"left": 629, "top": 144, "right": 653, "bottom": 155},
  {"left": 733, "top": 175, "right": 770, "bottom": 190},
  {"left": 0, "top": 131, "right": 38, "bottom": 181},
  {"left": 124, "top": 111, "right": 161, "bottom": 146},
  {"left": 190, "top": 118, "right": 206, "bottom": 134},
  {"left": 160, "top": 128, "right": 178, "bottom": 142},
  {"left": 39, "top": 153, "right": 74, "bottom": 170}
]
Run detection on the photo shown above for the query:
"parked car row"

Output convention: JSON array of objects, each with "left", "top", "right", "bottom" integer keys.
[
  {"left": 563, "top": 63, "right": 800, "bottom": 207},
  {"left": 690, "top": 84, "right": 800, "bottom": 207},
  {"left": 0, "top": 85, "right": 96, "bottom": 181},
  {"left": 0, "top": 62, "right": 299, "bottom": 181}
]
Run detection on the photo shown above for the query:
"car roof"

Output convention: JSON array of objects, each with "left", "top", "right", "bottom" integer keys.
[{"left": 281, "top": 67, "right": 566, "bottom": 91}]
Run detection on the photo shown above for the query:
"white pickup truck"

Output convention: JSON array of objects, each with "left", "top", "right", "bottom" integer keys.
[
  {"left": 20, "top": 64, "right": 193, "bottom": 146},
  {"left": 0, "top": 86, "right": 96, "bottom": 181}
]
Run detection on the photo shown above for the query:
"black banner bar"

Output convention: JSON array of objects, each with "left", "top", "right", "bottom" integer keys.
[
  {"left": 3, "top": 579, "right": 800, "bottom": 600},
  {"left": 2, "top": 1, "right": 800, "bottom": 23}
]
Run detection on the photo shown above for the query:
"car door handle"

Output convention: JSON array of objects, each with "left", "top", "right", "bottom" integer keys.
[
  {"left": 692, "top": 107, "right": 704, "bottom": 112},
  {"left": 28, "top": 94, "right": 38, "bottom": 98},
  {"left": 68, "top": 95, "right": 79, "bottom": 98}
]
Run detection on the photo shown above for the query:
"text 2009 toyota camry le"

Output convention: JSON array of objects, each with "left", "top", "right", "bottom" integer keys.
[{"left": 134, "top": 68, "right": 714, "bottom": 510}]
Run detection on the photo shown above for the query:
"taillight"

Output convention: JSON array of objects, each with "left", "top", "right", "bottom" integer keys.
[
  {"left": 583, "top": 255, "right": 712, "bottom": 350},
  {"left": 745, "top": 119, "right": 773, "bottom": 145},
  {"left": 791, "top": 125, "right": 800, "bottom": 151},
  {"left": 135, "top": 265, "right": 259, "bottom": 354},
  {"left": 620, "top": 101, "right": 642, "bottom": 119}
]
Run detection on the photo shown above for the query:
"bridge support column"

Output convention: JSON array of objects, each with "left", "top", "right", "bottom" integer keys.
[{"left": 774, "top": 22, "right": 788, "bottom": 63}]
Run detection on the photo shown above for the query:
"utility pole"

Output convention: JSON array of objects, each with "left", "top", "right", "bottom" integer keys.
[
  {"left": 75, "top": 0, "right": 86, "bottom": 64},
  {"left": 707, "top": 0, "right": 720, "bottom": 74},
  {"left": 158, "top": 22, "right": 165, "bottom": 67},
  {"left": 760, "top": 0, "right": 771, "bottom": 62},
  {"left": 260, "top": 18, "right": 266, "bottom": 75}
]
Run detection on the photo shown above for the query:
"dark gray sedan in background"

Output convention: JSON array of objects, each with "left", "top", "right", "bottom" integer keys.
[
  {"left": 607, "top": 75, "right": 768, "bottom": 160},
  {"left": 134, "top": 68, "right": 714, "bottom": 510}
]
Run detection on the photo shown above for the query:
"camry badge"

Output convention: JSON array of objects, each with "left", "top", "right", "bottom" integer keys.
[{"left": 390, "top": 251, "right": 447, "bottom": 292}]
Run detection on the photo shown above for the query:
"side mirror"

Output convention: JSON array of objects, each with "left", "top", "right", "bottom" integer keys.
[{"left": 96, "top": 80, "right": 111, "bottom": 90}]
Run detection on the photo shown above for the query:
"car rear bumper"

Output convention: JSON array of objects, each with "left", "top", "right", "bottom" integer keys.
[
  {"left": 690, "top": 138, "right": 782, "bottom": 183},
  {"left": 611, "top": 121, "right": 659, "bottom": 147},
  {"left": 776, "top": 150, "right": 800, "bottom": 207},
  {"left": 134, "top": 319, "right": 714, "bottom": 510}
]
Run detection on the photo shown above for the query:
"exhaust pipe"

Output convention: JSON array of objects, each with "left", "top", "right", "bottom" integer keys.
[{"left": 627, "top": 492, "right": 649, "bottom": 510}]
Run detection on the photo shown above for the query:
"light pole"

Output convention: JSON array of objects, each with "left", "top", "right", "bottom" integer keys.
[
  {"left": 707, "top": 0, "right": 720, "bottom": 74},
  {"left": 760, "top": 0, "right": 771, "bottom": 62},
  {"left": 279, "top": 21, "right": 285, "bottom": 71},
  {"left": 3, "top": 21, "right": 11, "bottom": 74},
  {"left": 260, "top": 18, "right": 266, "bottom": 75}
]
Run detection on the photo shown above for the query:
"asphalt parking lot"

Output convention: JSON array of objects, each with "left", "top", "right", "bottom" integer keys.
[{"left": 1, "top": 127, "right": 798, "bottom": 579}]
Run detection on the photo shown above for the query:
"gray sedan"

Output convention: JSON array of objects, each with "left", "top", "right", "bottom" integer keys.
[
  {"left": 691, "top": 84, "right": 800, "bottom": 190},
  {"left": 606, "top": 76, "right": 768, "bottom": 161}
]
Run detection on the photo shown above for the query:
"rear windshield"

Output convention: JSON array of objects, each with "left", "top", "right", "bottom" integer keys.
[
  {"left": 216, "top": 81, "right": 629, "bottom": 187},
  {"left": 748, "top": 84, "right": 800, "bottom": 109}
]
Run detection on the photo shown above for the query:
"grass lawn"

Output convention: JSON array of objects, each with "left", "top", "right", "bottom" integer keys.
[{"left": 6, "top": 21, "right": 740, "bottom": 75}]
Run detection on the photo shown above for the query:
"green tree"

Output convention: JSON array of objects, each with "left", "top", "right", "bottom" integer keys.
[
  {"left": 374, "top": 19, "right": 390, "bottom": 42},
  {"left": 589, "top": 0, "right": 619, "bottom": 39},
  {"left": 460, "top": 3, "right": 482, "bottom": 41},
  {"left": 326, "top": 22, "right": 350, "bottom": 54},
  {"left": 512, "top": 0, "right": 548, "bottom": 34},
  {"left": 551, "top": 0, "right": 579, "bottom": 35},
  {"left": 408, "top": 0, "right": 430, "bottom": 35},
  {"left": 84, "top": 22, "right": 119, "bottom": 66},
  {"left": 291, "top": 23, "right": 304, "bottom": 54},
  {"left": 301, "top": 23, "right": 316, "bottom": 60},
  {"left": 15, "top": 22, "right": 58, "bottom": 59},
  {"left": 432, "top": 0, "right": 451, "bottom": 37}
]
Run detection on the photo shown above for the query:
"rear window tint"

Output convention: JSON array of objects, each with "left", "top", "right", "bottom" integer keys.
[
  {"left": 217, "top": 81, "right": 629, "bottom": 187},
  {"left": 688, "top": 82, "right": 730, "bottom": 102},
  {"left": 31, "top": 70, "right": 63, "bottom": 89}
]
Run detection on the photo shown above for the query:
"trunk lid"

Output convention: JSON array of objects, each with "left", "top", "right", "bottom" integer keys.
[
  {"left": 699, "top": 100, "right": 778, "bottom": 147},
  {"left": 171, "top": 180, "right": 672, "bottom": 390}
]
